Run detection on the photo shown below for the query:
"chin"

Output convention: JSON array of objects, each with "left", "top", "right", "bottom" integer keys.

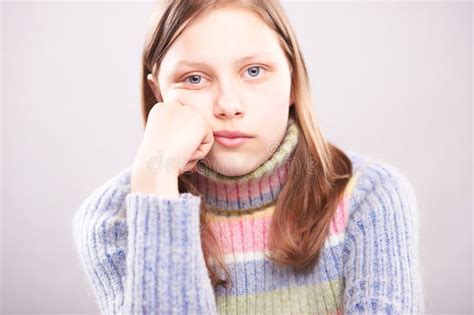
[{"left": 205, "top": 151, "right": 262, "bottom": 176}]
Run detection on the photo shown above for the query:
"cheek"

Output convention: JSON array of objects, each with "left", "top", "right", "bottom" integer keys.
[
  {"left": 248, "top": 82, "right": 291, "bottom": 113},
  {"left": 248, "top": 96, "right": 290, "bottom": 119}
]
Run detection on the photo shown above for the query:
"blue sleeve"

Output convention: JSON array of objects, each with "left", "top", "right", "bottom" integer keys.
[
  {"left": 72, "top": 170, "right": 217, "bottom": 314},
  {"left": 342, "top": 167, "right": 425, "bottom": 314}
]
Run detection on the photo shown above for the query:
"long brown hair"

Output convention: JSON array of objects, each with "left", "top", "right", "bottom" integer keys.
[{"left": 139, "top": 0, "right": 353, "bottom": 288}]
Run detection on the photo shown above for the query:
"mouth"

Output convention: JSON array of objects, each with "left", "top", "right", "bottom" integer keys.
[
  {"left": 213, "top": 129, "right": 253, "bottom": 148},
  {"left": 214, "top": 136, "right": 251, "bottom": 148}
]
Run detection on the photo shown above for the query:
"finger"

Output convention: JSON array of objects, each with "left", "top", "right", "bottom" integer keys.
[
  {"left": 189, "top": 150, "right": 204, "bottom": 161},
  {"left": 202, "top": 124, "right": 214, "bottom": 144},
  {"left": 181, "top": 159, "right": 199, "bottom": 174},
  {"left": 198, "top": 126, "right": 215, "bottom": 155},
  {"left": 189, "top": 142, "right": 212, "bottom": 162},
  {"left": 197, "top": 138, "right": 214, "bottom": 159},
  {"left": 188, "top": 120, "right": 214, "bottom": 161}
]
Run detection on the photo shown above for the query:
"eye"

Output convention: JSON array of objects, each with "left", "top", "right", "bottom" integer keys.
[
  {"left": 182, "top": 65, "right": 266, "bottom": 86},
  {"left": 184, "top": 74, "right": 204, "bottom": 85},
  {"left": 245, "top": 65, "right": 265, "bottom": 78}
]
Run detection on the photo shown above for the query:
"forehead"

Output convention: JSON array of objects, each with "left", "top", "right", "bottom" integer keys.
[
  {"left": 180, "top": 6, "right": 276, "bottom": 45},
  {"left": 159, "top": 6, "right": 285, "bottom": 71}
]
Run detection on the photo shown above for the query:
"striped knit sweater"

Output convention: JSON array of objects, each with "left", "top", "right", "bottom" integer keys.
[{"left": 72, "top": 117, "right": 425, "bottom": 314}]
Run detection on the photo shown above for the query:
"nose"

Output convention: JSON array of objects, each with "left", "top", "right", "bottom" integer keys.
[{"left": 214, "top": 83, "right": 244, "bottom": 119}]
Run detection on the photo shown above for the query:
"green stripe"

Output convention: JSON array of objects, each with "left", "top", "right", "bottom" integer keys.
[{"left": 215, "top": 277, "right": 344, "bottom": 314}]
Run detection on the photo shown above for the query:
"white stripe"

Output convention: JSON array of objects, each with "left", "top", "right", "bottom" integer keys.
[
  {"left": 324, "top": 231, "right": 345, "bottom": 248},
  {"left": 207, "top": 232, "right": 345, "bottom": 267}
]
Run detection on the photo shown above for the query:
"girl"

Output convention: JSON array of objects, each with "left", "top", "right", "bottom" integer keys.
[{"left": 73, "top": 1, "right": 425, "bottom": 314}]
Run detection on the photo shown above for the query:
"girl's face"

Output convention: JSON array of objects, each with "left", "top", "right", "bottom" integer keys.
[{"left": 150, "top": 6, "right": 294, "bottom": 176}]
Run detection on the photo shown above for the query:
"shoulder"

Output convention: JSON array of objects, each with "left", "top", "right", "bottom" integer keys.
[
  {"left": 343, "top": 150, "right": 419, "bottom": 223},
  {"left": 340, "top": 151, "right": 425, "bottom": 313}
]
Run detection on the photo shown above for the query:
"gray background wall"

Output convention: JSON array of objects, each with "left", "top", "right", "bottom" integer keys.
[{"left": 2, "top": 1, "right": 472, "bottom": 314}]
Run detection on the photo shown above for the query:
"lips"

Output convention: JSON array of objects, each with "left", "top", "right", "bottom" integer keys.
[
  {"left": 213, "top": 130, "right": 252, "bottom": 138},
  {"left": 213, "top": 130, "right": 252, "bottom": 148}
]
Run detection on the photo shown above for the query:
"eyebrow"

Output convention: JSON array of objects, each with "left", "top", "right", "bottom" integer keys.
[{"left": 175, "top": 52, "right": 274, "bottom": 68}]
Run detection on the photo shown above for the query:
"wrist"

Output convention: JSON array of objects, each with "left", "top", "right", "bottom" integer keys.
[{"left": 131, "top": 165, "right": 180, "bottom": 199}]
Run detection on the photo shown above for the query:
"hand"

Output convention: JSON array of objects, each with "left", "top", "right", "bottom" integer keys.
[{"left": 130, "top": 100, "right": 214, "bottom": 197}]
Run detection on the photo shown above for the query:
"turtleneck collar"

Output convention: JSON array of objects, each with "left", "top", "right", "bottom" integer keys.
[{"left": 184, "top": 116, "right": 299, "bottom": 216}]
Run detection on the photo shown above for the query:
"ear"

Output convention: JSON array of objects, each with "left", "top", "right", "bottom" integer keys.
[{"left": 147, "top": 73, "right": 163, "bottom": 103}]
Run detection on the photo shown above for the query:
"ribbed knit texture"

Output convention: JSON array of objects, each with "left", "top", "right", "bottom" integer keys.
[{"left": 72, "top": 116, "right": 425, "bottom": 314}]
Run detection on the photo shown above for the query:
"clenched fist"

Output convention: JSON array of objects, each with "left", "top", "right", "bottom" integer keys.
[{"left": 130, "top": 100, "right": 214, "bottom": 198}]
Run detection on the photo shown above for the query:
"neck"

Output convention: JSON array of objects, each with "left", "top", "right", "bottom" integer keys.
[{"left": 184, "top": 117, "right": 299, "bottom": 216}]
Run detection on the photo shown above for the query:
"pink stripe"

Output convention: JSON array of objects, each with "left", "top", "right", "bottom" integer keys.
[
  {"left": 276, "top": 165, "right": 282, "bottom": 186},
  {"left": 260, "top": 175, "right": 272, "bottom": 197},
  {"left": 209, "top": 203, "right": 347, "bottom": 256},
  {"left": 213, "top": 177, "right": 217, "bottom": 199},
  {"left": 223, "top": 182, "right": 229, "bottom": 206},
  {"left": 209, "top": 215, "right": 272, "bottom": 254},
  {"left": 329, "top": 200, "right": 347, "bottom": 234},
  {"left": 329, "top": 309, "right": 343, "bottom": 315},
  {"left": 271, "top": 173, "right": 276, "bottom": 197},
  {"left": 225, "top": 181, "right": 237, "bottom": 203},
  {"left": 248, "top": 178, "right": 260, "bottom": 202},
  {"left": 250, "top": 215, "right": 257, "bottom": 254},
  {"left": 219, "top": 182, "right": 252, "bottom": 204},
  {"left": 213, "top": 180, "right": 226, "bottom": 206},
  {"left": 268, "top": 172, "right": 275, "bottom": 197},
  {"left": 247, "top": 182, "right": 253, "bottom": 208},
  {"left": 235, "top": 182, "right": 240, "bottom": 201}
]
